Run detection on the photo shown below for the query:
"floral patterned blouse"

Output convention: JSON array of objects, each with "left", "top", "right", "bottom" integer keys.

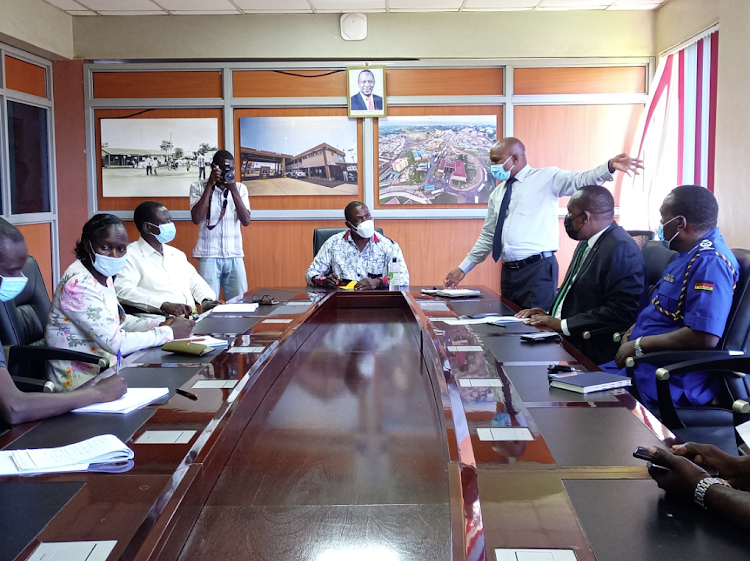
[{"left": 45, "top": 260, "right": 174, "bottom": 391}]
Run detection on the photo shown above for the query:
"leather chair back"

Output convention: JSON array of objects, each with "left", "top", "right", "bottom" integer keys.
[
  {"left": 313, "top": 227, "right": 385, "bottom": 256},
  {"left": 720, "top": 248, "right": 750, "bottom": 353},
  {"left": 642, "top": 240, "right": 677, "bottom": 295},
  {"left": 626, "top": 230, "right": 654, "bottom": 251},
  {"left": 0, "top": 256, "right": 50, "bottom": 347}
]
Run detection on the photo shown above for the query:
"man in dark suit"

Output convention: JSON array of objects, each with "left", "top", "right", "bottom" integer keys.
[
  {"left": 350, "top": 69, "right": 383, "bottom": 111},
  {"left": 516, "top": 185, "right": 648, "bottom": 363}
]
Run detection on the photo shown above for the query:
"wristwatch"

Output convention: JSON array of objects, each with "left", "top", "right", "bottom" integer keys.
[
  {"left": 634, "top": 336, "right": 644, "bottom": 357},
  {"left": 694, "top": 476, "right": 730, "bottom": 509}
]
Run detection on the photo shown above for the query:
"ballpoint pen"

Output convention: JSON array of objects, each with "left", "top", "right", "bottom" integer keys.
[
  {"left": 116, "top": 349, "right": 122, "bottom": 375},
  {"left": 176, "top": 388, "right": 198, "bottom": 401}
]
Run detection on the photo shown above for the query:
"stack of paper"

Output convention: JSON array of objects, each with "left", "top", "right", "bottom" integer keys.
[
  {"left": 435, "top": 289, "right": 481, "bottom": 298},
  {"left": 72, "top": 387, "right": 169, "bottom": 414},
  {"left": 0, "top": 434, "right": 133, "bottom": 476},
  {"left": 210, "top": 303, "right": 259, "bottom": 313}
]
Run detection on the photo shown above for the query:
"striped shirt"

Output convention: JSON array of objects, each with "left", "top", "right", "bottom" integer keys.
[{"left": 189, "top": 181, "right": 250, "bottom": 258}]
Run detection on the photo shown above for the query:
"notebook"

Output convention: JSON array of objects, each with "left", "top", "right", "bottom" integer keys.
[
  {"left": 548, "top": 370, "right": 632, "bottom": 394},
  {"left": 0, "top": 434, "right": 133, "bottom": 476},
  {"left": 71, "top": 387, "right": 169, "bottom": 414}
]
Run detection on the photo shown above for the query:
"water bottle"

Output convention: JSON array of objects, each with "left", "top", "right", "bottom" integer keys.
[{"left": 388, "top": 257, "right": 401, "bottom": 291}]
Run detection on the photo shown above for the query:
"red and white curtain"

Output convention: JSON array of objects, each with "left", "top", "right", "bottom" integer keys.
[{"left": 620, "top": 29, "right": 719, "bottom": 230}]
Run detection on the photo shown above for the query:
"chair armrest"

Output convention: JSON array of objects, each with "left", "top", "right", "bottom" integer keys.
[
  {"left": 653, "top": 354, "right": 750, "bottom": 380},
  {"left": 582, "top": 323, "right": 632, "bottom": 341},
  {"left": 11, "top": 376, "right": 55, "bottom": 393},
  {"left": 625, "top": 349, "right": 743, "bottom": 369},
  {"left": 6, "top": 345, "right": 109, "bottom": 369}
]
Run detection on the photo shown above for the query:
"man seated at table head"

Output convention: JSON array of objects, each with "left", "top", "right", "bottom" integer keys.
[
  {"left": 600, "top": 185, "right": 739, "bottom": 412},
  {"left": 305, "top": 201, "right": 409, "bottom": 290},
  {"left": 115, "top": 201, "right": 222, "bottom": 318},
  {"left": 515, "top": 185, "right": 649, "bottom": 363},
  {"left": 0, "top": 219, "right": 126, "bottom": 425}
]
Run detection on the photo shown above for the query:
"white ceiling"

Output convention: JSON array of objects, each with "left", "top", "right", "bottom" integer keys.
[{"left": 43, "top": 0, "right": 669, "bottom": 16}]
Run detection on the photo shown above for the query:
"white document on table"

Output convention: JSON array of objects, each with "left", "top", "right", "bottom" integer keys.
[
  {"left": 72, "top": 387, "right": 169, "bottom": 414},
  {"left": 192, "top": 379, "right": 238, "bottom": 389},
  {"left": 210, "top": 303, "right": 259, "bottom": 314},
  {"left": 3, "top": 434, "right": 133, "bottom": 475},
  {"left": 134, "top": 430, "right": 196, "bottom": 444},
  {"left": 476, "top": 427, "right": 534, "bottom": 442},
  {"left": 432, "top": 316, "right": 523, "bottom": 326},
  {"left": 27, "top": 541, "right": 117, "bottom": 561},
  {"left": 227, "top": 346, "right": 265, "bottom": 353}
]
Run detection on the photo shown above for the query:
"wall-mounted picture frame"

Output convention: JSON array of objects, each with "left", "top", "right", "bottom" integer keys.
[
  {"left": 347, "top": 65, "right": 387, "bottom": 118},
  {"left": 100, "top": 117, "right": 219, "bottom": 197},
  {"left": 378, "top": 115, "right": 497, "bottom": 205},
  {"left": 239, "top": 116, "right": 358, "bottom": 196}
]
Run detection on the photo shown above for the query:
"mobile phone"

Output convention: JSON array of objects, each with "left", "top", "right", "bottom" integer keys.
[
  {"left": 633, "top": 446, "right": 670, "bottom": 474},
  {"left": 520, "top": 332, "right": 560, "bottom": 343}
]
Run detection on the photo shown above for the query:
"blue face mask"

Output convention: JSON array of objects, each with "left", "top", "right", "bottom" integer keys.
[
  {"left": 90, "top": 243, "right": 127, "bottom": 278},
  {"left": 0, "top": 275, "right": 28, "bottom": 302},
  {"left": 657, "top": 215, "right": 681, "bottom": 249},
  {"left": 148, "top": 222, "right": 176, "bottom": 244},
  {"left": 490, "top": 156, "right": 514, "bottom": 182}
]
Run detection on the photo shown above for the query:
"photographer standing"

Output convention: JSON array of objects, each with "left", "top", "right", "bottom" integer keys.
[{"left": 189, "top": 150, "right": 251, "bottom": 300}]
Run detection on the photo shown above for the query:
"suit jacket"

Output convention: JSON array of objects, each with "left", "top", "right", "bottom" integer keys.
[
  {"left": 559, "top": 222, "right": 649, "bottom": 364},
  {"left": 351, "top": 92, "right": 383, "bottom": 111}
]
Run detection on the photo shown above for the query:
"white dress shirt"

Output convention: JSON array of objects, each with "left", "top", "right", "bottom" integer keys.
[
  {"left": 189, "top": 181, "right": 250, "bottom": 258},
  {"left": 459, "top": 162, "right": 613, "bottom": 272},
  {"left": 115, "top": 237, "right": 216, "bottom": 314},
  {"left": 553, "top": 225, "right": 609, "bottom": 336}
]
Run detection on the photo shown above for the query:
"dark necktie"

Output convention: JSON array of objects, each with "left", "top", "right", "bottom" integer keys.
[
  {"left": 549, "top": 241, "right": 587, "bottom": 317},
  {"left": 492, "top": 177, "right": 517, "bottom": 262}
]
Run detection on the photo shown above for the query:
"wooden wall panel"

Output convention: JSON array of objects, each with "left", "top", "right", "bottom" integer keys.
[
  {"left": 513, "top": 104, "right": 644, "bottom": 206},
  {"left": 122, "top": 218, "right": 500, "bottom": 292},
  {"left": 53, "top": 59, "right": 90, "bottom": 276},
  {"left": 514, "top": 67, "right": 646, "bottom": 95},
  {"left": 233, "top": 70, "right": 346, "bottom": 98},
  {"left": 234, "top": 108, "right": 363, "bottom": 210},
  {"left": 5, "top": 56, "right": 46, "bottom": 98},
  {"left": 375, "top": 106, "right": 503, "bottom": 210},
  {"left": 93, "top": 72, "right": 223, "bottom": 99},
  {"left": 95, "top": 108, "right": 224, "bottom": 212},
  {"left": 18, "top": 223, "right": 53, "bottom": 296},
  {"left": 386, "top": 68, "right": 503, "bottom": 96}
]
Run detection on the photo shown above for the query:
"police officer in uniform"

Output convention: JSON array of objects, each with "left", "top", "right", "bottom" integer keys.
[{"left": 601, "top": 185, "right": 739, "bottom": 412}]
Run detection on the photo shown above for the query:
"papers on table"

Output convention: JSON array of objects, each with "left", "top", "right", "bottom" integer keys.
[
  {"left": 459, "top": 378, "right": 502, "bottom": 388},
  {"left": 192, "top": 379, "right": 238, "bottom": 389},
  {"left": 0, "top": 434, "right": 133, "bottom": 476},
  {"left": 418, "top": 300, "right": 451, "bottom": 312},
  {"left": 28, "top": 541, "right": 118, "bottom": 561},
  {"left": 72, "top": 387, "right": 169, "bottom": 414},
  {"left": 447, "top": 345, "right": 483, "bottom": 352},
  {"left": 476, "top": 427, "right": 534, "bottom": 441},
  {"left": 430, "top": 316, "right": 524, "bottom": 326},
  {"left": 176, "top": 335, "right": 228, "bottom": 347},
  {"left": 736, "top": 419, "right": 750, "bottom": 446},
  {"left": 134, "top": 430, "right": 196, "bottom": 444},
  {"left": 263, "top": 318, "right": 293, "bottom": 324},
  {"left": 227, "top": 346, "right": 265, "bottom": 353},
  {"left": 210, "top": 303, "right": 259, "bottom": 314},
  {"left": 433, "top": 288, "right": 481, "bottom": 298}
]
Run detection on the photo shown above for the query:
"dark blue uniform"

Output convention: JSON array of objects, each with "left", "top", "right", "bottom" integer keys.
[{"left": 601, "top": 227, "right": 738, "bottom": 411}]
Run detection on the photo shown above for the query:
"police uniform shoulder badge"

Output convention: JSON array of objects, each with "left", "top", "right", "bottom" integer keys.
[
  {"left": 663, "top": 273, "right": 675, "bottom": 283},
  {"left": 694, "top": 281, "right": 714, "bottom": 292},
  {"left": 699, "top": 239, "right": 714, "bottom": 250}
]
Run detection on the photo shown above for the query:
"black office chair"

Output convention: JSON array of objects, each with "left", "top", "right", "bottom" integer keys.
[
  {"left": 627, "top": 230, "right": 655, "bottom": 251},
  {"left": 312, "top": 227, "right": 385, "bottom": 256},
  {"left": 0, "top": 256, "right": 107, "bottom": 392},
  {"left": 642, "top": 240, "right": 678, "bottom": 296},
  {"left": 626, "top": 248, "right": 750, "bottom": 454}
]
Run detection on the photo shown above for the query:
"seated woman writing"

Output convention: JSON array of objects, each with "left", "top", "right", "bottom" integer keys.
[{"left": 45, "top": 214, "right": 193, "bottom": 391}]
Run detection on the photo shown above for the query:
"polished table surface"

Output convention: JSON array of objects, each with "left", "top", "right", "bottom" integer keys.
[{"left": 1, "top": 286, "right": 747, "bottom": 561}]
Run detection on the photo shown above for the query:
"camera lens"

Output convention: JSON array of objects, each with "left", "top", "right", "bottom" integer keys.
[{"left": 224, "top": 170, "right": 235, "bottom": 183}]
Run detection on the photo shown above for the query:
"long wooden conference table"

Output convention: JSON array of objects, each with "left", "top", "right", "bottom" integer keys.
[{"left": 1, "top": 286, "right": 747, "bottom": 561}]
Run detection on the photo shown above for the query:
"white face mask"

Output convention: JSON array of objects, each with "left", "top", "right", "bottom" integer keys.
[{"left": 350, "top": 219, "right": 375, "bottom": 239}]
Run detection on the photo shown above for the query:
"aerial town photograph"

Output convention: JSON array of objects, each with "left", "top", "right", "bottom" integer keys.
[{"left": 378, "top": 115, "right": 497, "bottom": 205}]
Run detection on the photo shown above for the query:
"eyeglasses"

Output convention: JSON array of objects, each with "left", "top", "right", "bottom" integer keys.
[{"left": 252, "top": 294, "right": 277, "bottom": 305}]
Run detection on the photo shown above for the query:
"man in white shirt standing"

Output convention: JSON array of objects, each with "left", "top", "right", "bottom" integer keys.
[
  {"left": 189, "top": 150, "right": 252, "bottom": 300},
  {"left": 197, "top": 152, "right": 206, "bottom": 180},
  {"left": 115, "top": 201, "right": 222, "bottom": 317},
  {"left": 444, "top": 137, "right": 643, "bottom": 310}
]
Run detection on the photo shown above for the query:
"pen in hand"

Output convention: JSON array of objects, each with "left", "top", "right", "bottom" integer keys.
[{"left": 116, "top": 349, "right": 122, "bottom": 375}]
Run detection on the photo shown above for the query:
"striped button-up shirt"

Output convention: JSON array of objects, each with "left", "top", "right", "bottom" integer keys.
[{"left": 189, "top": 181, "right": 250, "bottom": 258}]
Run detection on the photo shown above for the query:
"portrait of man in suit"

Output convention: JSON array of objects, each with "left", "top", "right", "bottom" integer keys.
[
  {"left": 516, "top": 185, "right": 649, "bottom": 363},
  {"left": 348, "top": 67, "right": 386, "bottom": 117}
]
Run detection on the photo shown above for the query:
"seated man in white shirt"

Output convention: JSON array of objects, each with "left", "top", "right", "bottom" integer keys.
[
  {"left": 306, "top": 201, "right": 409, "bottom": 290},
  {"left": 115, "top": 201, "right": 222, "bottom": 317}
]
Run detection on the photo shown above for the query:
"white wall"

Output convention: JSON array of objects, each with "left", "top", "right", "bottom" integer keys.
[
  {"left": 72, "top": 11, "right": 654, "bottom": 60},
  {"left": 0, "top": 0, "right": 73, "bottom": 60},
  {"left": 656, "top": 0, "right": 750, "bottom": 247}
]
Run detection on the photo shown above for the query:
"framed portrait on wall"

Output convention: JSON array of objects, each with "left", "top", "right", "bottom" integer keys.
[{"left": 347, "top": 66, "right": 387, "bottom": 118}]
